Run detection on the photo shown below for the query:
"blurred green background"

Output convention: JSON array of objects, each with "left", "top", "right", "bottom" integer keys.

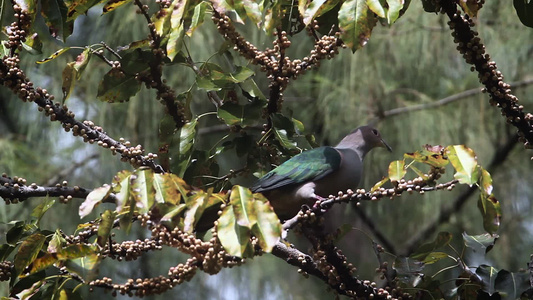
[{"left": 1, "top": 1, "right": 532, "bottom": 299}]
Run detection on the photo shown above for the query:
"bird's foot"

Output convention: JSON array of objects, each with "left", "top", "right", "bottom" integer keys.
[{"left": 311, "top": 194, "right": 327, "bottom": 212}]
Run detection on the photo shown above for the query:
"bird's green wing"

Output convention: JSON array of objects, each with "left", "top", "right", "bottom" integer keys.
[{"left": 251, "top": 146, "right": 341, "bottom": 192}]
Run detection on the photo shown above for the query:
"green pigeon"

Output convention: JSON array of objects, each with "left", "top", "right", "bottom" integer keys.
[{"left": 251, "top": 126, "right": 392, "bottom": 219}]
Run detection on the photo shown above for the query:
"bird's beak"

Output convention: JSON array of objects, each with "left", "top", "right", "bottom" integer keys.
[{"left": 381, "top": 138, "right": 393, "bottom": 152}]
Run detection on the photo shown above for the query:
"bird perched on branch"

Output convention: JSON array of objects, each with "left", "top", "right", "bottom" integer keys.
[{"left": 251, "top": 126, "right": 392, "bottom": 220}]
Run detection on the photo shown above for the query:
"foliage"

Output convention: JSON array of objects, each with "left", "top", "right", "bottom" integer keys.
[{"left": 0, "top": 0, "right": 532, "bottom": 299}]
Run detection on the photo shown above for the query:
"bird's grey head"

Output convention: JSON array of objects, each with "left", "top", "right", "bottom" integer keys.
[{"left": 336, "top": 125, "right": 392, "bottom": 157}]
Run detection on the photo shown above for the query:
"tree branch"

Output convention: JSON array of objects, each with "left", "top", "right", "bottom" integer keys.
[
  {"left": 376, "top": 78, "right": 533, "bottom": 120},
  {"left": 440, "top": 0, "right": 533, "bottom": 149},
  {"left": 133, "top": 0, "right": 187, "bottom": 129},
  {"left": 0, "top": 175, "right": 117, "bottom": 204}
]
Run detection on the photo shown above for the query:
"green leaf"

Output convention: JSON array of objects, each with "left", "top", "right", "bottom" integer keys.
[
  {"left": 41, "top": 0, "right": 73, "bottom": 42},
  {"left": 79, "top": 185, "right": 111, "bottom": 218},
  {"left": 371, "top": 176, "right": 389, "bottom": 192},
  {"left": 36, "top": 48, "right": 71, "bottom": 64},
  {"left": 167, "top": 22, "right": 186, "bottom": 61},
  {"left": 274, "top": 128, "right": 297, "bottom": 150},
  {"left": 130, "top": 168, "right": 155, "bottom": 214},
  {"left": 115, "top": 175, "right": 132, "bottom": 212},
  {"left": 388, "top": 160, "right": 406, "bottom": 182},
  {"left": 250, "top": 193, "right": 281, "bottom": 253},
  {"left": 174, "top": 118, "right": 197, "bottom": 177},
  {"left": 422, "top": 251, "right": 448, "bottom": 264},
  {"left": 167, "top": 0, "right": 200, "bottom": 60},
  {"left": 0, "top": 244, "right": 15, "bottom": 261},
  {"left": 264, "top": 0, "right": 284, "bottom": 35},
  {"left": 230, "top": 185, "right": 255, "bottom": 227},
  {"left": 242, "top": 0, "right": 263, "bottom": 26},
  {"left": 271, "top": 113, "right": 299, "bottom": 150},
  {"left": 97, "top": 210, "right": 116, "bottom": 248},
  {"left": 462, "top": 232, "right": 498, "bottom": 254},
  {"left": 445, "top": 145, "right": 480, "bottom": 185},
  {"left": 182, "top": 191, "right": 209, "bottom": 233},
  {"left": 62, "top": 62, "right": 76, "bottom": 102},
  {"left": 299, "top": 0, "right": 340, "bottom": 26},
  {"left": 514, "top": 0, "right": 533, "bottom": 28},
  {"left": 239, "top": 78, "right": 267, "bottom": 101},
  {"left": 152, "top": 1, "right": 174, "bottom": 37},
  {"left": 119, "top": 48, "right": 154, "bottom": 73},
  {"left": 292, "top": 117, "right": 305, "bottom": 133},
  {"left": 367, "top": 0, "right": 386, "bottom": 18},
  {"left": 158, "top": 114, "right": 176, "bottom": 172},
  {"left": 153, "top": 173, "right": 184, "bottom": 205},
  {"left": 26, "top": 244, "right": 97, "bottom": 276},
  {"left": 21, "top": 32, "right": 42, "bottom": 55},
  {"left": 477, "top": 265, "right": 498, "bottom": 295},
  {"left": 160, "top": 203, "right": 187, "bottom": 223},
  {"left": 458, "top": 0, "right": 480, "bottom": 18},
  {"left": 217, "top": 101, "right": 263, "bottom": 126},
  {"left": 338, "top": 0, "right": 377, "bottom": 52},
  {"left": 60, "top": 50, "right": 91, "bottom": 101},
  {"left": 479, "top": 167, "right": 493, "bottom": 198},
  {"left": 97, "top": 69, "right": 141, "bottom": 103},
  {"left": 64, "top": 253, "right": 100, "bottom": 281},
  {"left": 217, "top": 204, "right": 253, "bottom": 257},
  {"left": 494, "top": 269, "right": 530, "bottom": 299},
  {"left": 14, "top": 233, "right": 46, "bottom": 276},
  {"left": 112, "top": 170, "right": 132, "bottom": 191},
  {"left": 407, "top": 165, "right": 428, "bottom": 180},
  {"left": 6, "top": 221, "right": 26, "bottom": 246},
  {"left": 477, "top": 195, "right": 501, "bottom": 234},
  {"left": 31, "top": 197, "right": 55, "bottom": 225},
  {"left": 73, "top": 48, "right": 91, "bottom": 79},
  {"left": 393, "top": 256, "right": 425, "bottom": 285},
  {"left": 386, "top": 0, "right": 403, "bottom": 24},
  {"left": 102, "top": 0, "right": 132, "bottom": 14},
  {"left": 197, "top": 64, "right": 255, "bottom": 90},
  {"left": 404, "top": 148, "right": 449, "bottom": 168},
  {"left": 65, "top": 0, "right": 101, "bottom": 22},
  {"left": 188, "top": 1, "right": 208, "bottom": 35},
  {"left": 410, "top": 232, "right": 452, "bottom": 261},
  {"left": 47, "top": 229, "right": 65, "bottom": 253},
  {"left": 231, "top": 66, "right": 255, "bottom": 83}
]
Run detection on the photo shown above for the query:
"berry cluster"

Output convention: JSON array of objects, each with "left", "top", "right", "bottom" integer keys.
[
  {"left": 133, "top": 1, "right": 188, "bottom": 130},
  {"left": 212, "top": 12, "right": 344, "bottom": 114},
  {"left": 104, "top": 239, "right": 163, "bottom": 262},
  {"left": 0, "top": 261, "right": 13, "bottom": 281},
  {"left": 78, "top": 217, "right": 243, "bottom": 296},
  {"left": 6, "top": 5, "right": 31, "bottom": 52},
  {"left": 295, "top": 211, "right": 404, "bottom": 299}
]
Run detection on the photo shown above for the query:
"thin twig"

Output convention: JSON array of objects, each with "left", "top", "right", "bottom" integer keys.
[{"left": 374, "top": 78, "right": 533, "bottom": 122}]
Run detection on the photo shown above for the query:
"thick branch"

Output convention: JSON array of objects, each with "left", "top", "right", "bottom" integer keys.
[
  {"left": 0, "top": 60, "right": 164, "bottom": 173},
  {"left": 440, "top": 0, "right": 533, "bottom": 149},
  {"left": 0, "top": 176, "right": 117, "bottom": 203},
  {"left": 271, "top": 241, "right": 391, "bottom": 299}
]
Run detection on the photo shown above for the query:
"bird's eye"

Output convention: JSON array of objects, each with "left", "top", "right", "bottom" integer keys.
[{"left": 372, "top": 129, "right": 379, "bottom": 136}]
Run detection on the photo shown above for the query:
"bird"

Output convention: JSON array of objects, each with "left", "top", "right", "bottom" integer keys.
[{"left": 251, "top": 126, "right": 392, "bottom": 220}]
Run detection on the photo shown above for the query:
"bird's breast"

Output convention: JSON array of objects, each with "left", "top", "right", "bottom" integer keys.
[{"left": 313, "top": 149, "right": 363, "bottom": 197}]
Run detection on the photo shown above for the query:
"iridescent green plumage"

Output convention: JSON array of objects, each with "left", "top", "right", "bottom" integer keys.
[{"left": 251, "top": 147, "right": 341, "bottom": 192}]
